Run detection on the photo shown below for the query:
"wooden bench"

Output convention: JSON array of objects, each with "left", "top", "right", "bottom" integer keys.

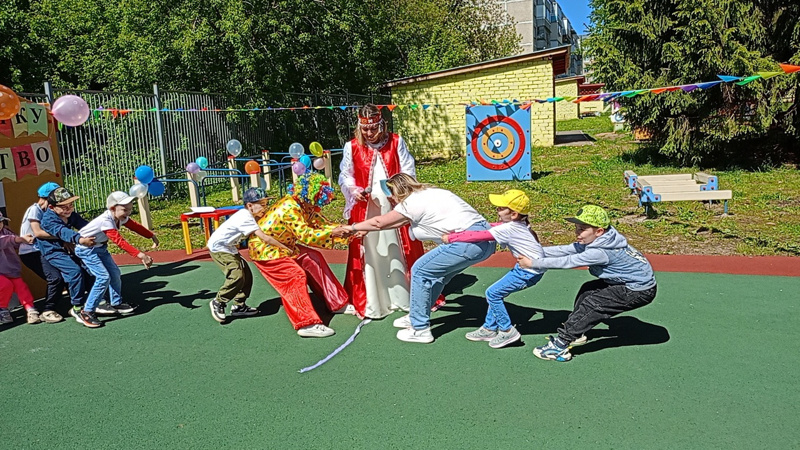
[{"left": 624, "top": 171, "right": 732, "bottom": 215}]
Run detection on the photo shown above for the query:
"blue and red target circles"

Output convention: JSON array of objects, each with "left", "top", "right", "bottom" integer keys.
[{"left": 466, "top": 106, "right": 531, "bottom": 181}]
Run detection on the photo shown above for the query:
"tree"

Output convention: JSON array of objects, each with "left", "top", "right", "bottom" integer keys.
[{"left": 585, "top": 0, "right": 800, "bottom": 166}]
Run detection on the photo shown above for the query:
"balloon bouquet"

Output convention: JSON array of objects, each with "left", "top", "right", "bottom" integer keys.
[
  {"left": 290, "top": 141, "right": 326, "bottom": 174},
  {"left": 130, "top": 165, "right": 165, "bottom": 199}
]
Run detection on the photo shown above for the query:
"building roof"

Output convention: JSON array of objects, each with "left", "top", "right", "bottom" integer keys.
[
  {"left": 382, "top": 45, "right": 571, "bottom": 88},
  {"left": 555, "top": 75, "right": 586, "bottom": 84}
]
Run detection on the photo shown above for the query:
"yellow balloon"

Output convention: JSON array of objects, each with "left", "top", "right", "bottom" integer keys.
[{"left": 309, "top": 141, "right": 324, "bottom": 157}]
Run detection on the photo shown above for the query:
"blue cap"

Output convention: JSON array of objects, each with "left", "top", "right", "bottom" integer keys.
[
  {"left": 37, "top": 182, "right": 61, "bottom": 198},
  {"left": 243, "top": 187, "right": 269, "bottom": 204}
]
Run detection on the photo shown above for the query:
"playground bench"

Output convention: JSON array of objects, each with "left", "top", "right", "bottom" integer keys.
[{"left": 624, "top": 170, "right": 732, "bottom": 215}]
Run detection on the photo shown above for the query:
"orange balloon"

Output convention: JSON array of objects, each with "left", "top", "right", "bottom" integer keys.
[
  {"left": 245, "top": 160, "right": 261, "bottom": 174},
  {"left": 0, "top": 84, "right": 22, "bottom": 121}
]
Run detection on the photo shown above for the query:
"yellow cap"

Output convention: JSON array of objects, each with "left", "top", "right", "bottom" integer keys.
[{"left": 489, "top": 189, "right": 530, "bottom": 215}]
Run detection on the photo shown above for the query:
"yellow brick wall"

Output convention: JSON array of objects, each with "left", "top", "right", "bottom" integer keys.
[
  {"left": 555, "top": 79, "right": 579, "bottom": 121},
  {"left": 579, "top": 100, "right": 608, "bottom": 115},
  {"left": 391, "top": 59, "right": 555, "bottom": 159}
]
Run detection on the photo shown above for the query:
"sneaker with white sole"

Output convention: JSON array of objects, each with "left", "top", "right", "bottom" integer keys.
[
  {"left": 571, "top": 335, "right": 588, "bottom": 346},
  {"left": 95, "top": 303, "right": 117, "bottom": 316},
  {"left": 230, "top": 303, "right": 258, "bottom": 317},
  {"left": 392, "top": 314, "right": 411, "bottom": 328},
  {"left": 488, "top": 326, "right": 521, "bottom": 349},
  {"left": 69, "top": 307, "right": 86, "bottom": 326},
  {"left": 533, "top": 335, "right": 573, "bottom": 362},
  {"left": 112, "top": 303, "right": 136, "bottom": 315},
  {"left": 41, "top": 310, "right": 63, "bottom": 323},
  {"left": 79, "top": 310, "right": 103, "bottom": 328},
  {"left": 396, "top": 327, "right": 434, "bottom": 343},
  {"left": 297, "top": 324, "right": 335, "bottom": 338},
  {"left": 209, "top": 299, "right": 226, "bottom": 323},
  {"left": 27, "top": 309, "right": 41, "bottom": 324},
  {"left": 465, "top": 327, "right": 498, "bottom": 342}
]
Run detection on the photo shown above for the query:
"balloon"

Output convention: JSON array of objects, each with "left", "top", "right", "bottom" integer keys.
[
  {"left": 0, "top": 84, "right": 22, "bottom": 121},
  {"left": 129, "top": 183, "right": 148, "bottom": 199},
  {"left": 195, "top": 170, "right": 207, "bottom": 182},
  {"left": 288, "top": 142, "right": 304, "bottom": 159},
  {"left": 299, "top": 155, "right": 312, "bottom": 169},
  {"left": 51, "top": 95, "right": 90, "bottom": 127},
  {"left": 226, "top": 139, "right": 242, "bottom": 157},
  {"left": 148, "top": 179, "right": 165, "bottom": 196},
  {"left": 134, "top": 165, "right": 155, "bottom": 184},
  {"left": 245, "top": 160, "right": 261, "bottom": 174},
  {"left": 186, "top": 162, "right": 201, "bottom": 174},
  {"left": 313, "top": 157, "right": 325, "bottom": 170},
  {"left": 309, "top": 141, "right": 323, "bottom": 157},
  {"left": 195, "top": 156, "right": 209, "bottom": 169},
  {"left": 292, "top": 161, "right": 306, "bottom": 175}
]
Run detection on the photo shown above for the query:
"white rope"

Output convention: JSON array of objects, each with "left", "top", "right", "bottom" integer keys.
[{"left": 298, "top": 318, "right": 372, "bottom": 373}]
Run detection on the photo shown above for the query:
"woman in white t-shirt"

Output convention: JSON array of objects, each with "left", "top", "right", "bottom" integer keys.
[
  {"left": 350, "top": 173, "right": 495, "bottom": 344},
  {"left": 442, "top": 189, "right": 545, "bottom": 349}
]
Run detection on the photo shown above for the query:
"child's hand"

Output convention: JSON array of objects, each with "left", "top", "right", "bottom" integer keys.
[
  {"left": 151, "top": 235, "right": 160, "bottom": 249},
  {"left": 79, "top": 236, "right": 96, "bottom": 247},
  {"left": 441, "top": 234, "right": 450, "bottom": 244},
  {"left": 516, "top": 255, "right": 533, "bottom": 269},
  {"left": 138, "top": 252, "right": 154, "bottom": 269}
]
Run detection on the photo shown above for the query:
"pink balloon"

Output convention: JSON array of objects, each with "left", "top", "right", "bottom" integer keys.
[
  {"left": 312, "top": 158, "right": 325, "bottom": 170},
  {"left": 292, "top": 161, "right": 306, "bottom": 175},
  {"left": 51, "top": 95, "right": 90, "bottom": 127}
]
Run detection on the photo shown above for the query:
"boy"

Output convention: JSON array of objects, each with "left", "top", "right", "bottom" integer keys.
[
  {"left": 0, "top": 211, "right": 39, "bottom": 324},
  {"left": 74, "top": 191, "right": 159, "bottom": 323},
  {"left": 207, "top": 187, "right": 288, "bottom": 324},
  {"left": 517, "top": 205, "right": 657, "bottom": 362},
  {"left": 39, "top": 187, "right": 97, "bottom": 327},
  {"left": 18, "top": 181, "right": 65, "bottom": 323}
]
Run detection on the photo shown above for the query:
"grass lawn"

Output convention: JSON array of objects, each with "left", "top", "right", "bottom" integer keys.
[{"left": 119, "top": 115, "right": 800, "bottom": 256}]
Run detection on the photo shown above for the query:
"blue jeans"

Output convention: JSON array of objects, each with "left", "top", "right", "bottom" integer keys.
[
  {"left": 409, "top": 222, "right": 495, "bottom": 330},
  {"left": 44, "top": 250, "right": 87, "bottom": 307},
  {"left": 75, "top": 245, "right": 122, "bottom": 312},
  {"left": 484, "top": 265, "right": 543, "bottom": 331}
]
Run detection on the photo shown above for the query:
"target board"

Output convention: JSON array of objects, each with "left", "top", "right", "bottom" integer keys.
[{"left": 466, "top": 105, "right": 531, "bottom": 181}]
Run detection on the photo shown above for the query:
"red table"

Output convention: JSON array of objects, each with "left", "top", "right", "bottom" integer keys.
[{"left": 179, "top": 208, "right": 239, "bottom": 254}]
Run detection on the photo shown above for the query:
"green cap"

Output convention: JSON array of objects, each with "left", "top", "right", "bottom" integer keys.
[{"left": 565, "top": 205, "right": 610, "bottom": 229}]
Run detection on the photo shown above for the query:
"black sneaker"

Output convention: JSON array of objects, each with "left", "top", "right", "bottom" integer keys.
[
  {"left": 78, "top": 310, "right": 103, "bottom": 328},
  {"left": 69, "top": 307, "right": 86, "bottom": 325},
  {"left": 209, "top": 299, "right": 226, "bottom": 323},
  {"left": 230, "top": 303, "right": 258, "bottom": 317},
  {"left": 95, "top": 303, "right": 117, "bottom": 316},
  {"left": 113, "top": 303, "right": 136, "bottom": 315}
]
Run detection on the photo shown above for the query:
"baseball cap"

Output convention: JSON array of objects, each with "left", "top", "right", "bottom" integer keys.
[
  {"left": 37, "top": 182, "right": 61, "bottom": 198},
  {"left": 0, "top": 211, "right": 10, "bottom": 223},
  {"left": 489, "top": 189, "right": 530, "bottom": 215},
  {"left": 48, "top": 187, "right": 80, "bottom": 206},
  {"left": 565, "top": 205, "right": 610, "bottom": 229},
  {"left": 106, "top": 191, "right": 136, "bottom": 209},
  {"left": 243, "top": 187, "right": 269, "bottom": 204}
]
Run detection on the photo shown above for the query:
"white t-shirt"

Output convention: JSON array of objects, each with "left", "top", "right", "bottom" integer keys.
[
  {"left": 19, "top": 203, "right": 44, "bottom": 255},
  {"left": 206, "top": 209, "right": 259, "bottom": 255},
  {"left": 79, "top": 210, "right": 128, "bottom": 246},
  {"left": 394, "top": 188, "right": 485, "bottom": 243},
  {"left": 489, "top": 221, "right": 546, "bottom": 274}
]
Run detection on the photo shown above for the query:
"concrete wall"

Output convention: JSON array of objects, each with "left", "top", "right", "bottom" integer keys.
[{"left": 391, "top": 59, "right": 555, "bottom": 159}]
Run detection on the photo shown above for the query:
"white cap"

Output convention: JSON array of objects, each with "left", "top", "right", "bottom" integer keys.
[{"left": 106, "top": 191, "right": 136, "bottom": 209}]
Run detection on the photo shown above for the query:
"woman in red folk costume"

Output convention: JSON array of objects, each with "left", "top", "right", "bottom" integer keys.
[{"left": 339, "top": 104, "right": 443, "bottom": 319}]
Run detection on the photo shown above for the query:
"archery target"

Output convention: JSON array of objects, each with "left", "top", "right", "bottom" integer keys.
[{"left": 466, "top": 106, "right": 531, "bottom": 181}]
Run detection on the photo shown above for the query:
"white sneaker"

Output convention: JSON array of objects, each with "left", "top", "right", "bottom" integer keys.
[
  {"left": 396, "top": 327, "right": 434, "bottom": 344},
  {"left": 297, "top": 324, "right": 335, "bottom": 338},
  {"left": 392, "top": 314, "right": 411, "bottom": 328},
  {"left": 571, "top": 335, "right": 588, "bottom": 346}
]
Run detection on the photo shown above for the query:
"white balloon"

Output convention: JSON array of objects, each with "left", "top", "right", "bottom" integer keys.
[
  {"left": 226, "top": 139, "right": 242, "bottom": 156},
  {"left": 129, "top": 183, "right": 148, "bottom": 199},
  {"left": 289, "top": 142, "right": 304, "bottom": 159}
]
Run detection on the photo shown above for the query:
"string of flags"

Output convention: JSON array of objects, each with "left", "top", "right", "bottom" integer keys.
[{"left": 38, "top": 63, "right": 800, "bottom": 122}]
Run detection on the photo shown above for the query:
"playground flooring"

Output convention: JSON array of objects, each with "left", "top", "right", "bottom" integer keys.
[{"left": 1, "top": 251, "right": 798, "bottom": 449}]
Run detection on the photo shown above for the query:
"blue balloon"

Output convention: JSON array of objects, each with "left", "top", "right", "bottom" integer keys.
[
  {"left": 134, "top": 165, "right": 154, "bottom": 184},
  {"left": 299, "top": 155, "right": 312, "bottom": 170},
  {"left": 195, "top": 156, "right": 209, "bottom": 169},
  {"left": 148, "top": 179, "right": 165, "bottom": 196}
]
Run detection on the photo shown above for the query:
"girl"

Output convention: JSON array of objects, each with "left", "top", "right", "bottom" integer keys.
[
  {"left": 442, "top": 189, "right": 545, "bottom": 348},
  {"left": 0, "top": 211, "right": 40, "bottom": 325}
]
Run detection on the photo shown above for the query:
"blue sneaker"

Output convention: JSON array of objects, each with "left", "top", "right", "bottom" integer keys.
[{"left": 533, "top": 336, "right": 572, "bottom": 362}]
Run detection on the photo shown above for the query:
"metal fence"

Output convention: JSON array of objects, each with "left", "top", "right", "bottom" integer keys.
[{"left": 19, "top": 85, "right": 390, "bottom": 212}]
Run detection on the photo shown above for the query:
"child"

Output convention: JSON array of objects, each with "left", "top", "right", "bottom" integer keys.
[
  {"left": 18, "top": 181, "right": 66, "bottom": 323},
  {"left": 39, "top": 187, "right": 97, "bottom": 327},
  {"left": 442, "top": 189, "right": 545, "bottom": 348},
  {"left": 74, "top": 191, "right": 160, "bottom": 324},
  {"left": 517, "top": 205, "right": 657, "bottom": 362},
  {"left": 0, "top": 212, "right": 40, "bottom": 324},
  {"left": 207, "top": 187, "right": 289, "bottom": 324}
]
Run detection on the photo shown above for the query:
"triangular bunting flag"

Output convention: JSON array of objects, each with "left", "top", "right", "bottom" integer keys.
[
  {"left": 736, "top": 75, "right": 762, "bottom": 85},
  {"left": 696, "top": 81, "right": 722, "bottom": 90},
  {"left": 718, "top": 75, "right": 743, "bottom": 82},
  {"left": 376, "top": 105, "right": 384, "bottom": 110},
  {"left": 779, "top": 64, "right": 800, "bottom": 74},
  {"left": 651, "top": 88, "right": 669, "bottom": 94},
  {"left": 680, "top": 85, "right": 698, "bottom": 92},
  {"left": 386, "top": 105, "right": 397, "bottom": 111},
  {"left": 422, "top": 105, "right": 430, "bottom": 110},
  {"left": 756, "top": 71, "right": 782, "bottom": 79}
]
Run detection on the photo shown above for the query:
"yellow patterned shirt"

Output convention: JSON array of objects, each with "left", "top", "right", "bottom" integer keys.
[{"left": 248, "top": 195, "right": 346, "bottom": 261}]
